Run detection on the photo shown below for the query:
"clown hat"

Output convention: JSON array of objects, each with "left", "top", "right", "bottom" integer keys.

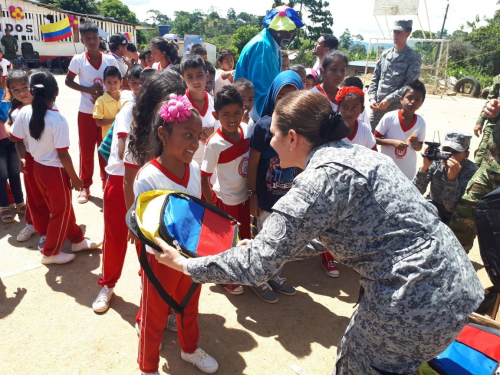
[{"left": 263, "top": 6, "right": 304, "bottom": 31}]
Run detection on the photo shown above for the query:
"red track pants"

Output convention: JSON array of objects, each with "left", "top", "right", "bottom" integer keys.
[
  {"left": 77, "top": 112, "right": 106, "bottom": 190},
  {"left": 138, "top": 253, "right": 200, "bottom": 373},
  {"left": 33, "top": 162, "right": 84, "bottom": 256},
  {"left": 98, "top": 175, "right": 128, "bottom": 288},
  {"left": 23, "top": 152, "right": 50, "bottom": 233}
]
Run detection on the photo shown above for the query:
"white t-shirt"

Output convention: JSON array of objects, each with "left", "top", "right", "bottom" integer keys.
[
  {"left": 358, "top": 109, "right": 371, "bottom": 128},
  {"left": 214, "top": 69, "right": 232, "bottom": 94},
  {"left": 108, "top": 52, "right": 128, "bottom": 78},
  {"left": 184, "top": 91, "right": 216, "bottom": 166},
  {"left": 201, "top": 124, "right": 250, "bottom": 206},
  {"left": 343, "top": 120, "right": 376, "bottom": 150},
  {"left": 11, "top": 106, "right": 70, "bottom": 168},
  {"left": 106, "top": 101, "right": 134, "bottom": 176},
  {"left": 68, "top": 52, "right": 120, "bottom": 114},
  {"left": 310, "top": 85, "right": 338, "bottom": 111},
  {"left": 375, "top": 110, "right": 426, "bottom": 180},
  {"left": 152, "top": 62, "right": 173, "bottom": 71},
  {"left": 0, "top": 58, "right": 10, "bottom": 76},
  {"left": 120, "top": 90, "right": 135, "bottom": 105}
]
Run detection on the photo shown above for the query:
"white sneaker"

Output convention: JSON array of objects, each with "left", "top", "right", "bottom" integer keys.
[
  {"left": 41, "top": 252, "right": 75, "bottom": 265},
  {"left": 77, "top": 188, "right": 89, "bottom": 204},
  {"left": 38, "top": 235, "right": 46, "bottom": 251},
  {"left": 92, "top": 286, "right": 114, "bottom": 313},
  {"left": 71, "top": 238, "right": 98, "bottom": 252},
  {"left": 140, "top": 372, "right": 160, "bottom": 375},
  {"left": 181, "top": 347, "right": 219, "bottom": 374},
  {"left": 17, "top": 224, "right": 36, "bottom": 242}
]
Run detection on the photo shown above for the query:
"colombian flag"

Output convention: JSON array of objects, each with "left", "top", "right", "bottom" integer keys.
[{"left": 40, "top": 17, "right": 72, "bottom": 42}]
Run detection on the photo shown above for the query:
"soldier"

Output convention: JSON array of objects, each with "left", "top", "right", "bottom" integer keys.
[
  {"left": 473, "top": 74, "right": 500, "bottom": 166},
  {"left": 449, "top": 98, "right": 500, "bottom": 253},
  {"left": 413, "top": 131, "right": 478, "bottom": 224},
  {"left": 1, "top": 29, "right": 18, "bottom": 57},
  {"left": 368, "top": 20, "right": 422, "bottom": 131},
  {"left": 151, "top": 90, "right": 484, "bottom": 375}
]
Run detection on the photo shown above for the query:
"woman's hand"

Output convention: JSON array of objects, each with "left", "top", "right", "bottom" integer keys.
[{"left": 153, "top": 237, "right": 186, "bottom": 272}]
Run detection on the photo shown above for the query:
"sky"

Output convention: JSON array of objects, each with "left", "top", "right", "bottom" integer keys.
[{"left": 123, "top": 0, "right": 499, "bottom": 41}]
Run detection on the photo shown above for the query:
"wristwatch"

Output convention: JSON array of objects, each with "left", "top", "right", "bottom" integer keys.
[{"left": 248, "top": 189, "right": 257, "bottom": 197}]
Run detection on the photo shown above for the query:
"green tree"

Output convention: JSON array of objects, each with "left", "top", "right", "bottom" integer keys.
[
  {"left": 97, "top": 0, "right": 139, "bottom": 24},
  {"left": 145, "top": 9, "right": 171, "bottom": 26},
  {"left": 231, "top": 25, "right": 260, "bottom": 53},
  {"left": 171, "top": 10, "right": 205, "bottom": 37},
  {"left": 227, "top": 8, "right": 237, "bottom": 20},
  {"left": 349, "top": 43, "right": 366, "bottom": 60},
  {"left": 37, "top": 0, "right": 99, "bottom": 14},
  {"left": 339, "top": 28, "right": 353, "bottom": 50}
]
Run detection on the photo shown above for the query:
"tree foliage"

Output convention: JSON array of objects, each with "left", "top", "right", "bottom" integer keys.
[
  {"left": 339, "top": 29, "right": 353, "bottom": 50},
  {"left": 37, "top": 0, "right": 99, "bottom": 14}
]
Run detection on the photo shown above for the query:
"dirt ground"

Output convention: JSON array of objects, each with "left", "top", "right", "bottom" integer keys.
[{"left": 0, "top": 75, "right": 489, "bottom": 375}]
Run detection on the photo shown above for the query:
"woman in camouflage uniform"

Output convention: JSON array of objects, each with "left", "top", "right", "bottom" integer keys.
[{"left": 153, "top": 90, "right": 484, "bottom": 375}]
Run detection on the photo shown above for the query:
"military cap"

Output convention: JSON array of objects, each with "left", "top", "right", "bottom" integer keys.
[
  {"left": 442, "top": 131, "right": 473, "bottom": 152},
  {"left": 393, "top": 20, "right": 413, "bottom": 32}
]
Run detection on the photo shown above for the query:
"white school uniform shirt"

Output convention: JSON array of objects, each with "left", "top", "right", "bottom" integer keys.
[
  {"left": 106, "top": 101, "right": 135, "bottom": 176},
  {"left": 120, "top": 90, "right": 135, "bottom": 104},
  {"left": 68, "top": 52, "right": 120, "bottom": 114},
  {"left": 358, "top": 109, "right": 371, "bottom": 128},
  {"left": 201, "top": 124, "right": 250, "bottom": 206},
  {"left": 134, "top": 159, "right": 201, "bottom": 254},
  {"left": 214, "top": 69, "right": 232, "bottom": 94},
  {"left": 0, "top": 58, "right": 10, "bottom": 76},
  {"left": 108, "top": 52, "right": 128, "bottom": 77},
  {"left": 184, "top": 90, "right": 216, "bottom": 166},
  {"left": 11, "top": 106, "right": 70, "bottom": 168},
  {"left": 343, "top": 120, "right": 376, "bottom": 150},
  {"left": 152, "top": 62, "right": 173, "bottom": 71},
  {"left": 310, "top": 85, "right": 338, "bottom": 111},
  {"left": 375, "top": 110, "right": 426, "bottom": 180}
]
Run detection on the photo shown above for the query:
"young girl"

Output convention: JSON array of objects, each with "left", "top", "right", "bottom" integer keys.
[
  {"left": 149, "top": 37, "right": 180, "bottom": 72},
  {"left": 247, "top": 71, "right": 301, "bottom": 303},
  {"left": 336, "top": 86, "right": 377, "bottom": 150},
  {"left": 130, "top": 96, "right": 218, "bottom": 375},
  {"left": 10, "top": 71, "right": 97, "bottom": 265},
  {"left": 6, "top": 70, "right": 48, "bottom": 247},
  {"left": 310, "top": 51, "right": 348, "bottom": 110}
]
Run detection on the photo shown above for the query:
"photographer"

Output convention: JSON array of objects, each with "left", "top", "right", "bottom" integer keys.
[{"left": 413, "top": 131, "right": 478, "bottom": 224}]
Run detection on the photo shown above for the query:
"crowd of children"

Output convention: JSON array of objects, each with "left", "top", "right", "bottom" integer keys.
[{"left": 2, "top": 20, "right": 487, "bottom": 375}]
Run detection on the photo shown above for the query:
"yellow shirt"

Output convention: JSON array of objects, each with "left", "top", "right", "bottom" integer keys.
[{"left": 93, "top": 91, "right": 122, "bottom": 138}]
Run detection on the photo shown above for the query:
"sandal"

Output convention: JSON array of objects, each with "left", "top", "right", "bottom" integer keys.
[
  {"left": 1, "top": 207, "right": 15, "bottom": 223},
  {"left": 16, "top": 202, "right": 26, "bottom": 214}
]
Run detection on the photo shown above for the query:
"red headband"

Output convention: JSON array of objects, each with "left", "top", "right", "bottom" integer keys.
[{"left": 335, "top": 86, "right": 365, "bottom": 104}]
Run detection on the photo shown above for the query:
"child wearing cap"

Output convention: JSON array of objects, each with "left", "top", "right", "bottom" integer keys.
[{"left": 413, "top": 131, "right": 478, "bottom": 224}]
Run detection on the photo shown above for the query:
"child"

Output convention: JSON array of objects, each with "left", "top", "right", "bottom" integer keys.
[
  {"left": 311, "top": 51, "right": 348, "bottom": 110},
  {"left": 281, "top": 51, "right": 290, "bottom": 71},
  {"left": 0, "top": 50, "right": 12, "bottom": 82},
  {"left": 204, "top": 61, "right": 216, "bottom": 97},
  {"left": 181, "top": 54, "right": 216, "bottom": 166},
  {"left": 98, "top": 40, "right": 107, "bottom": 53},
  {"left": 10, "top": 71, "right": 97, "bottom": 264},
  {"left": 126, "top": 42, "right": 139, "bottom": 64},
  {"left": 132, "top": 96, "right": 218, "bottom": 375},
  {"left": 121, "top": 64, "right": 142, "bottom": 103},
  {"left": 342, "top": 76, "right": 371, "bottom": 126},
  {"left": 233, "top": 78, "right": 255, "bottom": 136},
  {"left": 375, "top": 79, "right": 426, "bottom": 180},
  {"left": 150, "top": 37, "right": 180, "bottom": 71},
  {"left": 139, "top": 49, "right": 153, "bottom": 68},
  {"left": 108, "top": 33, "right": 130, "bottom": 78},
  {"left": 304, "top": 68, "right": 317, "bottom": 90},
  {"left": 191, "top": 44, "right": 208, "bottom": 60},
  {"left": 214, "top": 49, "right": 235, "bottom": 94},
  {"left": 248, "top": 71, "right": 300, "bottom": 302},
  {"left": 65, "top": 21, "right": 120, "bottom": 203},
  {"left": 201, "top": 86, "right": 250, "bottom": 295},
  {"left": 93, "top": 66, "right": 123, "bottom": 140},
  {"left": 336, "top": 86, "right": 377, "bottom": 150},
  {"left": 290, "top": 64, "right": 306, "bottom": 87}
]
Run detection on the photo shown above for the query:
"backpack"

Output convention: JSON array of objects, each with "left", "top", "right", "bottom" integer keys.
[
  {"left": 126, "top": 190, "right": 239, "bottom": 321},
  {"left": 475, "top": 186, "right": 500, "bottom": 290}
]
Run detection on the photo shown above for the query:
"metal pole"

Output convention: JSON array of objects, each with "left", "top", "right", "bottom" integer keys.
[
  {"left": 384, "top": 15, "right": 391, "bottom": 37},
  {"left": 434, "top": 2, "right": 449, "bottom": 63},
  {"left": 375, "top": 16, "right": 385, "bottom": 39},
  {"left": 423, "top": 0, "right": 433, "bottom": 38},
  {"left": 434, "top": 39, "right": 444, "bottom": 95}
]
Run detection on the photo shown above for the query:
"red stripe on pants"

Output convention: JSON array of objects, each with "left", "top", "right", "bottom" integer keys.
[
  {"left": 77, "top": 111, "right": 106, "bottom": 190},
  {"left": 138, "top": 253, "right": 200, "bottom": 373},
  {"left": 24, "top": 152, "right": 50, "bottom": 233},
  {"left": 33, "top": 162, "right": 84, "bottom": 256},
  {"left": 212, "top": 193, "right": 251, "bottom": 240},
  {"left": 98, "top": 175, "right": 128, "bottom": 288}
]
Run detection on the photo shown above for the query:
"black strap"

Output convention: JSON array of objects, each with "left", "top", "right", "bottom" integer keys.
[{"left": 139, "top": 243, "right": 200, "bottom": 328}]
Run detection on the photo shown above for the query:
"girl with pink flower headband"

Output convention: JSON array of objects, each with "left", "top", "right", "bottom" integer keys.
[{"left": 132, "top": 92, "right": 220, "bottom": 374}]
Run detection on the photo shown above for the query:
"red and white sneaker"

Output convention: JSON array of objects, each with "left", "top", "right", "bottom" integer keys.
[
  {"left": 77, "top": 188, "right": 89, "bottom": 204},
  {"left": 224, "top": 284, "right": 244, "bottom": 295},
  {"left": 320, "top": 252, "right": 339, "bottom": 278}
]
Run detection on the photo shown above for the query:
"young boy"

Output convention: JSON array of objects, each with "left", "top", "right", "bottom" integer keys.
[
  {"left": 181, "top": 54, "right": 216, "bottom": 166},
  {"left": 92, "top": 66, "right": 122, "bottom": 139},
  {"left": 65, "top": 21, "right": 120, "bottom": 203},
  {"left": 214, "top": 49, "right": 235, "bottom": 94},
  {"left": 204, "top": 61, "right": 216, "bottom": 97},
  {"left": 375, "top": 79, "right": 426, "bottom": 180},
  {"left": 191, "top": 44, "right": 208, "bottom": 60},
  {"left": 201, "top": 86, "right": 250, "bottom": 296},
  {"left": 233, "top": 78, "right": 255, "bottom": 136},
  {"left": 281, "top": 51, "right": 290, "bottom": 71}
]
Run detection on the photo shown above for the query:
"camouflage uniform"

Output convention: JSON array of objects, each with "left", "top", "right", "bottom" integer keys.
[
  {"left": 474, "top": 75, "right": 500, "bottom": 166},
  {"left": 368, "top": 45, "right": 421, "bottom": 131},
  {"left": 1, "top": 34, "right": 18, "bottom": 56},
  {"left": 186, "top": 142, "right": 484, "bottom": 374}
]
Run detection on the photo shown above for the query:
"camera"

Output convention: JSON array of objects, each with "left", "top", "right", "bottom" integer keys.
[{"left": 423, "top": 142, "right": 451, "bottom": 161}]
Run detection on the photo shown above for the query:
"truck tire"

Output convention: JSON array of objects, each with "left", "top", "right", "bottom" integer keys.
[{"left": 454, "top": 77, "right": 481, "bottom": 98}]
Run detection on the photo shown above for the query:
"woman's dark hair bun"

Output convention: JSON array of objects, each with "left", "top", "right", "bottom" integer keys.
[
  {"left": 319, "top": 111, "right": 349, "bottom": 141},
  {"left": 32, "top": 84, "right": 45, "bottom": 96}
]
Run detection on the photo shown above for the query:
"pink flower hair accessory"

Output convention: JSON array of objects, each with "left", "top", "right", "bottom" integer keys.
[{"left": 158, "top": 94, "right": 193, "bottom": 124}]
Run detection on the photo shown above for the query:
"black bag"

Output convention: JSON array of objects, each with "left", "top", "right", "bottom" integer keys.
[{"left": 475, "top": 186, "right": 500, "bottom": 290}]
